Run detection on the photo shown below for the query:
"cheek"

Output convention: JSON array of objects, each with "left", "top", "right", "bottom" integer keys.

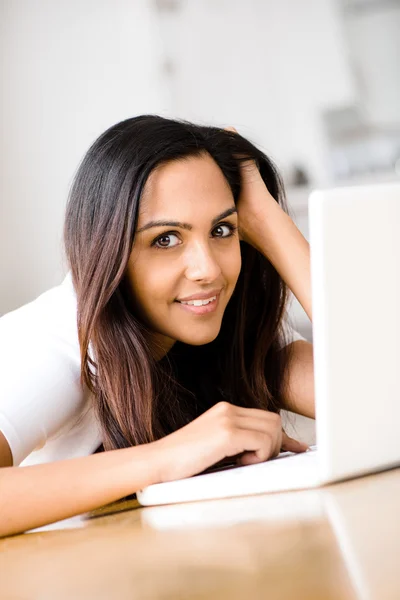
[
  {"left": 220, "top": 243, "right": 242, "bottom": 283},
  {"left": 129, "top": 259, "right": 176, "bottom": 309}
]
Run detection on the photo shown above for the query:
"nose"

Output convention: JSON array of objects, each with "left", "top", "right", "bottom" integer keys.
[{"left": 184, "top": 240, "right": 222, "bottom": 283}]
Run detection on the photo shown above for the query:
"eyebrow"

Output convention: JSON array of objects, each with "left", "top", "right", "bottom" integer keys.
[{"left": 136, "top": 207, "right": 238, "bottom": 233}]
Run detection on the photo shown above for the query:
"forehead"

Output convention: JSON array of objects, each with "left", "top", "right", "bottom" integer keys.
[{"left": 138, "top": 154, "right": 234, "bottom": 222}]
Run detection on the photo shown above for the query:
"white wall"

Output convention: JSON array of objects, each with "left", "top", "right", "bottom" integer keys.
[
  {"left": 1, "top": 0, "right": 358, "bottom": 316},
  {"left": 0, "top": 0, "right": 170, "bottom": 315},
  {"left": 344, "top": 3, "right": 400, "bottom": 127},
  {"left": 156, "top": 0, "right": 356, "bottom": 185}
]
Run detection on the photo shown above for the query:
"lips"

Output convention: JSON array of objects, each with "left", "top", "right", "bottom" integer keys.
[
  {"left": 176, "top": 289, "right": 222, "bottom": 303},
  {"left": 179, "top": 295, "right": 217, "bottom": 307},
  {"left": 175, "top": 290, "right": 221, "bottom": 315},
  {"left": 176, "top": 296, "right": 219, "bottom": 315}
]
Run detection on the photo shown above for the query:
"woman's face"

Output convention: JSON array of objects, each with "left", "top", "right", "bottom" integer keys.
[{"left": 126, "top": 153, "right": 241, "bottom": 356}]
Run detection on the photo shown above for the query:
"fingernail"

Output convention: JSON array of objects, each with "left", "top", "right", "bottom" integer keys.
[{"left": 297, "top": 442, "right": 309, "bottom": 451}]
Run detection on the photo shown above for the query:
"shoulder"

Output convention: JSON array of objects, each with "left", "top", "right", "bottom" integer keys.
[
  {"left": 0, "top": 273, "right": 88, "bottom": 465},
  {"left": 0, "top": 272, "right": 78, "bottom": 347}
]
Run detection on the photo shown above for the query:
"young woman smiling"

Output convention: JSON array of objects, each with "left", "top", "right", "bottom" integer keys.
[{"left": 0, "top": 116, "right": 314, "bottom": 537}]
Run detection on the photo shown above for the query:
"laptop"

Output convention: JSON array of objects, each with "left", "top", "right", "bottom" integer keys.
[{"left": 137, "top": 182, "right": 400, "bottom": 506}]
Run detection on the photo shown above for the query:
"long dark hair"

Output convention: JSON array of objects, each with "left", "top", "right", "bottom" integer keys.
[{"left": 64, "top": 115, "right": 295, "bottom": 451}]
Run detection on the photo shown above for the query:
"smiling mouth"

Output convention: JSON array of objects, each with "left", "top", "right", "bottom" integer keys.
[
  {"left": 175, "top": 293, "right": 220, "bottom": 315},
  {"left": 179, "top": 295, "right": 217, "bottom": 307}
]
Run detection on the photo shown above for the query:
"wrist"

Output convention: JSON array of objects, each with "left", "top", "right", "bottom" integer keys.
[
  {"left": 244, "top": 202, "right": 294, "bottom": 253},
  {"left": 134, "top": 439, "right": 164, "bottom": 486},
  {"left": 111, "top": 442, "right": 162, "bottom": 496}
]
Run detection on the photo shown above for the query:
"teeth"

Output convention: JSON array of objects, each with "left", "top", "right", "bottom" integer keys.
[{"left": 180, "top": 296, "right": 217, "bottom": 306}]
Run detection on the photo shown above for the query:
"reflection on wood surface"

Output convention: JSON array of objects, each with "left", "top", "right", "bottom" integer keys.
[{"left": 1, "top": 468, "right": 399, "bottom": 600}]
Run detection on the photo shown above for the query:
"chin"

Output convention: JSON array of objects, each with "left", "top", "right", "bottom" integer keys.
[{"left": 177, "top": 327, "right": 221, "bottom": 347}]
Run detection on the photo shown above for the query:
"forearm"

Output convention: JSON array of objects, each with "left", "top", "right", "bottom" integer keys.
[
  {"left": 0, "top": 443, "right": 159, "bottom": 538},
  {"left": 248, "top": 201, "right": 312, "bottom": 321}
]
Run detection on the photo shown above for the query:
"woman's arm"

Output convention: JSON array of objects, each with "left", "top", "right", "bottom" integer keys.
[
  {"left": 241, "top": 197, "right": 315, "bottom": 419},
  {"left": 0, "top": 435, "right": 159, "bottom": 538},
  {"left": 280, "top": 340, "right": 315, "bottom": 419},
  {"left": 0, "top": 398, "right": 311, "bottom": 538},
  {"left": 233, "top": 153, "right": 315, "bottom": 418},
  {"left": 251, "top": 207, "right": 315, "bottom": 418},
  {"left": 235, "top": 164, "right": 312, "bottom": 321},
  {"left": 242, "top": 200, "right": 312, "bottom": 321}
]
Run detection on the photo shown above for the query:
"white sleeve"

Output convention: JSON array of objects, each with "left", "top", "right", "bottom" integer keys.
[
  {"left": 0, "top": 313, "right": 85, "bottom": 466},
  {"left": 278, "top": 316, "right": 308, "bottom": 349}
]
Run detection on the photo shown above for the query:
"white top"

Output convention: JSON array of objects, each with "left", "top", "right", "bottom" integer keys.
[{"left": 0, "top": 274, "right": 307, "bottom": 467}]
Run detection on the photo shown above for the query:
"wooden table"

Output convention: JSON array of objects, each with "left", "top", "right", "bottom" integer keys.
[{"left": 1, "top": 468, "right": 399, "bottom": 600}]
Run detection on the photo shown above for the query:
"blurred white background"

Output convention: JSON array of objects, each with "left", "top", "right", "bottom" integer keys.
[{"left": 1, "top": 0, "right": 399, "bottom": 346}]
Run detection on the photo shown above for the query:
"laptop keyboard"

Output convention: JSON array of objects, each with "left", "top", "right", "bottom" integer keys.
[
  {"left": 272, "top": 444, "right": 318, "bottom": 461},
  {"left": 201, "top": 445, "right": 318, "bottom": 475}
]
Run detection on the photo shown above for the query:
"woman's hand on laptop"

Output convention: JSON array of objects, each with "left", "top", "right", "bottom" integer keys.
[{"left": 152, "top": 401, "right": 309, "bottom": 484}]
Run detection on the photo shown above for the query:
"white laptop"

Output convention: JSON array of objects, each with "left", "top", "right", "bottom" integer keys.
[{"left": 137, "top": 182, "right": 400, "bottom": 507}]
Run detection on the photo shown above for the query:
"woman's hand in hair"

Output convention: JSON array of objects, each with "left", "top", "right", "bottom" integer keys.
[
  {"left": 152, "top": 401, "right": 309, "bottom": 484},
  {"left": 224, "top": 125, "right": 279, "bottom": 250},
  {"left": 224, "top": 126, "right": 313, "bottom": 320}
]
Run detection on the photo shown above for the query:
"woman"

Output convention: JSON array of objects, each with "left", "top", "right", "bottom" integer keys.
[{"left": 0, "top": 115, "right": 314, "bottom": 537}]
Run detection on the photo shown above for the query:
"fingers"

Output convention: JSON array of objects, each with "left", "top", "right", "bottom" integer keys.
[
  {"left": 222, "top": 126, "right": 257, "bottom": 172},
  {"left": 234, "top": 413, "right": 282, "bottom": 454},
  {"left": 236, "top": 432, "right": 309, "bottom": 468},
  {"left": 281, "top": 432, "right": 309, "bottom": 454},
  {"left": 223, "top": 424, "right": 281, "bottom": 465},
  {"left": 212, "top": 403, "right": 308, "bottom": 464},
  {"left": 237, "top": 429, "right": 278, "bottom": 462},
  {"left": 227, "top": 404, "right": 279, "bottom": 421},
  {"left": 215, "top": 404, "right": 283, "bottom": 459},
  {"left": 236, "top": 451, "right": 262, "bottom": 466}
]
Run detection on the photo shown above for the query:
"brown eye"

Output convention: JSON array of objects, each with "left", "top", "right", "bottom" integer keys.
[
  {"left": 212, "top": 223, "right": 235, "bottom": 238},
  {"left": 153, "top": 233, "right": 180, "bottom": 249}
]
